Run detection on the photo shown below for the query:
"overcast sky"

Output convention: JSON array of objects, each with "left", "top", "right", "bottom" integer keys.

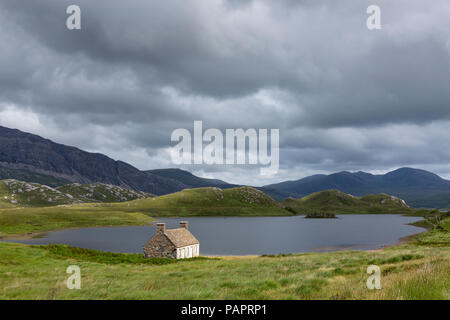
[{"left": 1, "top": 0, "right": 450, "bottom": 185}]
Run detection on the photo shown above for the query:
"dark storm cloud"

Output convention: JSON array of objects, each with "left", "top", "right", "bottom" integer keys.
[{"left": 1, "top": 0, "right": 450, "bottom": 184}]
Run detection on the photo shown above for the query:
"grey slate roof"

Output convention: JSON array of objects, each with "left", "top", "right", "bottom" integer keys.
[{"left": 164, "top": 227, "right": 199, "bottom": 247}]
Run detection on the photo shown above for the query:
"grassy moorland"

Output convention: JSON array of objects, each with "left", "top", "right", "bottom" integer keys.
[{"left": 0, "top": 218, "right": 448, "bottom": 300}]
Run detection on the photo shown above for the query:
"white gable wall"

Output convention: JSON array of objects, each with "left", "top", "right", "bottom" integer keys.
[{"left": 176, "top": 244, "right": 200, "bottom": 259}]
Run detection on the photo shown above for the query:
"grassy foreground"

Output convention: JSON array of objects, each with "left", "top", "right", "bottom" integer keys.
[{"left": 0, "top": 221, "right": 448, "bottom": 300}]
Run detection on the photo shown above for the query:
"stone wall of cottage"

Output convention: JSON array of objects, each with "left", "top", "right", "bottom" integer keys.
[{"left": 143, "top": 233, "right": 177, "bottom": 258}]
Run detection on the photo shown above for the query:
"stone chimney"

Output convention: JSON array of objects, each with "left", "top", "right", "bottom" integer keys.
[
  {"left": 156, "top": 223, "right": 166, "bottom": 234},
  {"left": 179, "top": 221, "right": 188, "bottom": 230}
]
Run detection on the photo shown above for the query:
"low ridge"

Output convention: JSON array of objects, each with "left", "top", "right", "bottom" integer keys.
[{"left": 283, "top": 189, "right": 412, "bottom": 214}]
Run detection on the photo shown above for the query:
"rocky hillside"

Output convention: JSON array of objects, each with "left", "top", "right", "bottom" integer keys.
[
  {"left": 0, "top": 180, "right": 75, "bottom": 208},
  {"left": 0, "top": 180, "right": 151, "bottom": 207},
  {"left": 57, "top": 183, "right": 151, "bottom": 203},
  {"left": 3, "top": 125, "right": 450, "bottom": 208},
  {"left": 283, "top": 190, "right": 413, "bottom": 214}
]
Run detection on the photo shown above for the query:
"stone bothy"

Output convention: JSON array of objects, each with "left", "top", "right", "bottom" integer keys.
[{"left": 143, "top": 221, "right": 200, "bottom": 259}]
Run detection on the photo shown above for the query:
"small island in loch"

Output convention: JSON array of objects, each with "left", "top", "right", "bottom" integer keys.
[{"left": 305, "top": 212, "right": 337, "bottom": 219}]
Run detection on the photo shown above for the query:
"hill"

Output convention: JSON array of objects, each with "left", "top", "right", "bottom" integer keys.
[
  {"left": 116, "top": 186, "right": 290, "bottom": 216},
  {"left": 0, "top": 180, "right": 151, "bottom": 207},
  {"left": 282, "top": 190, "right": 414, "bottom": 214},
  {"left": 264, "top": 168, "right": 450, "bottom": 208}
]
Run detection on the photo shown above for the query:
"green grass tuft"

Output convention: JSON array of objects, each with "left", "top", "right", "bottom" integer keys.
[{"left": 41, "top": 244, "right": 212, "bottom": 265}]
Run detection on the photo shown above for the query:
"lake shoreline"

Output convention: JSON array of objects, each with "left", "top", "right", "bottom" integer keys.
[
  {"left": 1, "top": 215, "right": 427, "bottom": 256},
  {"left": 0, "top": 212, "right": 421, "bottom": 240}
]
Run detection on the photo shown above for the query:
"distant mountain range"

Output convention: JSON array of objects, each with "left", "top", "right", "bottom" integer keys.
[
  {"left": 261, "top": 168, "right": 450, "bottom": 208},
  {"left": 0, "top": 126, "right": 219, "bottom": 195},
  {"left": 2, "top": 125, "right": 450, "bottom": 208}
]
